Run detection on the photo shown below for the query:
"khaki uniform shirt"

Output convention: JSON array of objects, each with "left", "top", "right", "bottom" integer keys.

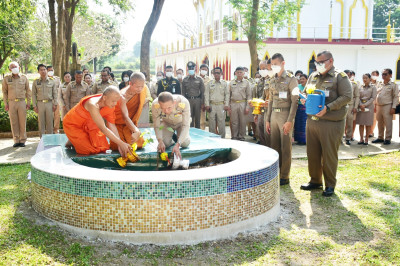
[
  {"left": 266, "top": 71, "right": 299, "bottom": 122},
  {"left": 201, "top": 75, "right": 211, "bottom": 86},
  {"left": 376, "top": 81, "right": 399, "bottom": 108},
  {"left": 253, "top": 78, "right": 266, "bottom": 99},
  {"left": 59, "top": 82, "right": 69, "bottom": 107},
  {"left": 2, "top": 74, "right": 31, "bottom": 105},
  {"left": 64, "top": 81, "right": 91, "bottom": 110},
  {"left": 305, "top": 66, "right": 352, "bottom": 121},
  {"left": 182, "top": 76, "right": 205, "bottom": 105},
  {"left": 152, "top": 95, "right": 191, "bottom": 144},
  {"left": 229, "top": 79, "right": 251, "bottom": 104},
  {"left": 92, "top": 80, "right": 114, "bottom": 94},
  {"left": 150, "top": 82, "right": 158, "bottom": 100},
  {"left": 349, "top": 81, "right": 360, "bottom": 110},
  {"left": 204, "top": 79, "right": 229, "bottom": 107},
  {"left": 32, "top": 76, "right": 58, "bottom": 107}
]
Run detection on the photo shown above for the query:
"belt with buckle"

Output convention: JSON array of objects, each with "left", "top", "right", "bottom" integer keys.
[
  {"left": 210, "top": 101, "right": 224, "bottom": 105},
  {"left": 233, "top": 100, "right": 246, "bottom": 103},
  {"left": 361, "top": 100, "right": 367, "bottom": 103},
  {"left": 38, "top": 99, "right": 50, "bottom": 103},
  {"left": 311, "top": 116, "right": 319, "bottom": 121},
  {"left": 273, "top": 107, "right": 289, "bottom": 112},
  {"left": 13, "top": 99, "right": 22, "bottom": 102}
]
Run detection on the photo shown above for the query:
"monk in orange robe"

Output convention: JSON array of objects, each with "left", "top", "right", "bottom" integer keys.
[
  {"left": 63, "top": 86, "right": 132, "bottom": 156},
  {"left": 110, "top": 72, "right": 147, "bottom": 150}
]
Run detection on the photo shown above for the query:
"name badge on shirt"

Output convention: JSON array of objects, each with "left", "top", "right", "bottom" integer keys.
[
  {"left": 279, "top": 91, "right": 287, "bottom": 99},
  {"left": 324, "top": 90, "right": 330, "bottom": 97}
]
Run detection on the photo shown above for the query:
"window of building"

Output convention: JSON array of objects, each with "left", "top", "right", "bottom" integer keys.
[
  {"left": 214, "top": 20, "right": 220, "bottom": 42},
  {"left": 308, "top": 53, "right": 316, "bottom": 75},
  {"left": 206, "top": 25, "right": 211, "bottom": 43}
]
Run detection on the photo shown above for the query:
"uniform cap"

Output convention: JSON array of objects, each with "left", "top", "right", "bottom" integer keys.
[{"left": 187, "top": 61, "right": 196, "bottom": 69}]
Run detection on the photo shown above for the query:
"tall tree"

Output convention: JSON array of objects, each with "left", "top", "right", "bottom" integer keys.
[
  {"left": 373, "top": 0, "right": 400, "bottom": 28},
  {"left": 223, "top": 0, "right": 301, "bottom": 76},
  {"left": 140, "top": 0, "right": 165, "bottom": 81},
  {"left": 47, "top": 0, "right": 133, "bottom": 77},
  {"left": 0, "top": 0, "right": 36, "bottom": 70}
]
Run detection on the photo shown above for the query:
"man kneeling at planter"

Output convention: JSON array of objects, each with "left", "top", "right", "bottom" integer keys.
[
  {"left": 152, "top": 92, "right": 191, "bottom": 160},
  {"left": 63, "top": 86, "right": 132, "bottom": 157}
]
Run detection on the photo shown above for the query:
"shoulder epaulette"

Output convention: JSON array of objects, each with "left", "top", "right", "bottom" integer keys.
[
  {"left": 287, "top": 72, "right": 293, "bottom": 77},
  {"left": 340, "top": 72, "right": 347, "bottom": 78},
  {"left": 153, "top": 103, "right": 160, "bottom": 109},
  {"left": 178, "top": 102, "right": 185, "bottom": 109}
]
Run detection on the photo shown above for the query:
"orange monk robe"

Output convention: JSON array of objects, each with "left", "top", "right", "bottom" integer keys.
[
  {"left": 110, "top": 86, "right": 147, "bottom": 150},
  {"left": 63, "top": 94, "right": 116, "bottom": 155}
]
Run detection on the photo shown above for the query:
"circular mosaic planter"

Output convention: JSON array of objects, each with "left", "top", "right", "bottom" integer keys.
[{"left": 31, "top": 140, "right": 280, "bottom": 245}]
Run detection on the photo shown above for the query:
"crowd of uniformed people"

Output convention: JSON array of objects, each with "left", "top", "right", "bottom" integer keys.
[{"left": 2, "top": 50, "right": 399, "bottom": 197}]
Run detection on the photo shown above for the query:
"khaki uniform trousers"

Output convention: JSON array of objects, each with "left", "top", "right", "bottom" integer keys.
[
  {"left": 376, "top": 104, "right": 393, "bottom": 140},
  {"left": 209, "top": 104, "right": 226, "bottom": 138},
  {"left": 188, "top": 98, "right": 201, "bottom": 129},
  {"left": 37, "top": 101, "right": 54, "bottom": 136},
  {"left": 345, "top": 108, "right": 356, "bottom": 140},
  {"left": 160, "top": 123, "right": 190, "bottom": 148},
  {"left": 200, "top": 109, "right": 206, "bottom": 130},
  {"left": 230, "top": 101, "right": 246, "bottom": 140},
  {"left": 270, "top": 110, "right": 292, "bottom": 179},
  {"left": 53, "top": 105, "right": 60, "bottom": 133},
  {"left": 306, "top": 118, "right": 345, "bottom": 188},
  {"left": 257, "top": 112, "right": 271, "bottom": 147},
  {"left": 8, "top": 101, "right": 27, "bottom": 144}
]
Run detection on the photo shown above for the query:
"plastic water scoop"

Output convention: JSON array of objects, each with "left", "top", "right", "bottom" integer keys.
[{"left": 299, "top": 89, "right": 326, "bottom": 115}]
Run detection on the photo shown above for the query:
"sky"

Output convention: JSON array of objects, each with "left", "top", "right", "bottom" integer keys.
[{"left": 88, "top": 0, "right": 197, "bottom": 52}]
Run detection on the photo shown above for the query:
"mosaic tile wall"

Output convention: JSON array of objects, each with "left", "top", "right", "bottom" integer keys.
[{"left": 31, "top": 161, "right": 279, "bottom": 233}]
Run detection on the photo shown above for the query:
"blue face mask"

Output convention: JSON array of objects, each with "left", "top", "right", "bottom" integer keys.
[{"left": 188, "top": 69, "right": 195, "bottom": 75}]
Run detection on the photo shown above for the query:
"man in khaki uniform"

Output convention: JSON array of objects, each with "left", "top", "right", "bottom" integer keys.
[
  {"left": 46, "top": 65, "right": 61, "bottom": 133},
  {"left": 92, "top": 69, "right": 114, "bottom": 94},
  {"left": 205, "top": 67, "right": 229, "bottom": 138},
  {"left": 151, "top": 71, "right": 164, "bottom": 100},
  {"left": 253, "top": 59, "right": 273, "bottom": 147},
  {"left": 1, "top": 61, "right": 31, "bottom": 147},
  {"left": 344, "top": 70, "right": 360, "bottom": 145},
  {"left": 182, "top": 61, "right": 205, "bottom": 129},
  {"left": 265, "top": 53, "right": 299, "bottom": 186},
  {"left": 229, "top": 66, "right": 252, "bottom": 140},
  {"left": 300, "top": 50, "right": 352, "bottom": 197},
  {"left": 152, "top": 92, "right": 191, "bottom": 159},
  {"left": 199, "top": 64, "right": 210, "bottom": 130},
  {"left": 59, "top": 72, "right": 71, "bottom": 119},
  {"left": 32, "top": 64, "right": 58, "bottom": 137},
  {"left": 64, "top": 70, "right": 91, "bottom": 112},
  {"left": 176, "top": 68, "right": 184, "bottom": 87},
  {"left": 372, "top": 68, "right": 399, "bottom": 145}
]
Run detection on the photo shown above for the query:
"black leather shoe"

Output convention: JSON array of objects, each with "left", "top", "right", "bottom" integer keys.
[
  {"left": 19, "top": 143, "right": 25, "bottom": 147},
  {"left": 345, "top": 140, "right": 351, "bottom": 145},
  {"left": 13, "top": 143, "right": 20, "bottom": 148},
  {"left": 383, "top": 140, "right": 391, "bottom": 145},
  {"left": 280, "top": 179, "right": 290, "bottom": 186},
  {"left": 357, "top": 141, "right": 364, "bottom": 145},
  {"left": 372, "top": 138, "right": 384, "bottom": 143},
  {"left": 351, "top": 138, "right": 355, "bottom": 141},
  {"left": 300, "top": 182, "right": 322, "bottom": 190},
  {"left": 322, "top": 187, "right": 335, "bottom": 197}
]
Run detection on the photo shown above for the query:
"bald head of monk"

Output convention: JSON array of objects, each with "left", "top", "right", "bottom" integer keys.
[
  {"left": 158, "top": 92, "right": 176, "bottom": 115},
  {"left": 124, "top": 72, "right": 145, "bottom": 98},
  {"left": 101, "top": 86, "right": 121, "bottom": 108}
]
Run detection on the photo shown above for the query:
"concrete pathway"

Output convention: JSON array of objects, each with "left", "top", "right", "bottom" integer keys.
[{"left": 0, "top": 116, "right": 399, "bottom": 164}]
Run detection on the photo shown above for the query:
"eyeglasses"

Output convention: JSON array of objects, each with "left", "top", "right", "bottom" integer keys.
[
  {"left": 382, "top": 73, "right": 388, "bottom": 76},
  {"left": 315, "top": 58, "right": 330, "bottom": 66},
  {"left": 214, "top": 72, "right": 221, "bottom": 75}
]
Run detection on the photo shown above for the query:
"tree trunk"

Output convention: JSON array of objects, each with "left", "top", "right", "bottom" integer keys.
[
  {"left": 64, "top": 0, "right": 78, "bottom": 75},
  {"left": 54, "top": 0, "right": 65, "bottom": 77},
  {"left": 0, "top": 41, "right": 13, "bottom": 70},
  {"left": 140, "top": 0, "right": 165, "bottom": 81},
  {"left": 248, "top": 0, "right": 260, "bottom": 77},
  {"left": 48, "top": 0, "right": 57, "bottom": 67}
]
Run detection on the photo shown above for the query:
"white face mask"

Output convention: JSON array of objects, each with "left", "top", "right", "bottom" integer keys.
[
  {"left": 315, "top": 64, "right": 326, "bottom": 74},
  {"left": 350, "top": 76, "right": 355, "bottom": 81},
  {"left": 267, "top": 70, "right": 274, "bottom": 77},
  {"left": 255, "top": 78, "right": 260, "bottom": 83},
  {"left": 11, "top": 67, "right": 19, "bottom": 74},
  {"left": 166, "top": 72, "right": 173, "bottom": 78},
  {"left": 157, "top": 76, "right": 163, "bottom": 81},
  {"left": 177, "top": 74, "right": 182, "bottom": 79},
  {"left": 271, "top": 65, "right": 281, "bottom": 75},
  {"left": 123, "top": 77, "right": 129, "bottom": 82},
  {"left": 259, "top": 69, "right": 268, "bottom": 78},
  {"left": 48, "top": 71, "right": 54, "bottom": 77},
  {"left": 371, "top": 75, "right": 378, "bottom": 81},
  {"left": 244, "top": 72, "right": 249, "bottom": 77},
  {"left": 200, "top": 70, "right": 207, "bottom": 76}
]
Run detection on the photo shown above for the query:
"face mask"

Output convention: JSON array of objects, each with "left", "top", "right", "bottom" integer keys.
[
  {"left": 188, "top": 69, "right": 195, "bottom": 75},
  {"left": 371, "top": 76, "right": 378, "bottom": 81},
  {"left": 48, "top": 71, "right": 54, "bottom": 77},
  {"left": 166, "top": 72, "right": 173, "bottom": 78},
  {"left": 200, "top": 70, "right": 207, "bottom": 76},
  {"left": 267, "top": 70, "right": 274, "bottom": 77},
  {"left": 271, "top": 65, "right": 281, "bottom": 75},
  {"left": 244, "top": 72, "right": 249, "bottom": 77},
  {"left": 177, "top": 74, "right": 182, "bottom": 79},
  {"left": 123, "top": 77, "right": 129, "bottom": 82},
  {"left": 11, "top": 68, "right": 19, "bottom": 74},
  {"left": 259, "top": 69, "right": 268, "bottom": 78},
  {"left": 255, "top": 78, "right": 260, "bottom": 83},
  {"left": 350, "top": 76, "right": 355, "bottom": 81},
  {"left": 157, "top": 76, "right": 163, "bottom": 81},
  {"left": 315, "top": 64, "right": 326, "bottom": 74},
  {"left": 234, "top": 75, "right": 237, "bottom": 80}
]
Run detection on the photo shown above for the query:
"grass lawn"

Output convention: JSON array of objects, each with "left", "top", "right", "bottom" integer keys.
[{"left": 0, "top": 152, "right": 399, "bottom": 265}]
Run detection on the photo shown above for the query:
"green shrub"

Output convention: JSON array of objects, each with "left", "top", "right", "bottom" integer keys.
[{"left": 0, "top": 105, "right": 39, "bottom": 132}]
